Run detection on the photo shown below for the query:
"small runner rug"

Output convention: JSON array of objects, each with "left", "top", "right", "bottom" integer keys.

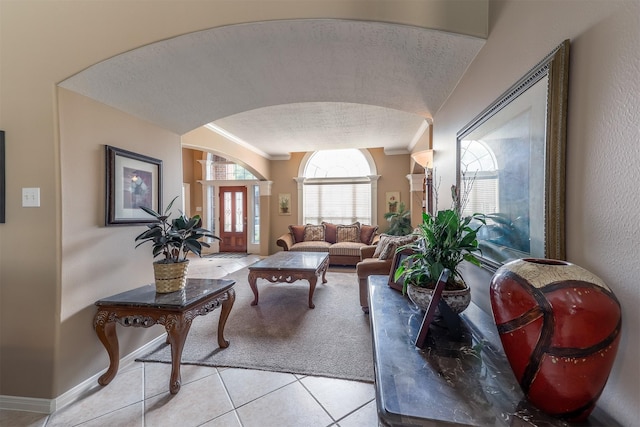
[
  {"left": 136, "top": 267, "right": 374, "bottom": 382},
  {"left": 203, "top": 252, "right": 248, "bottom": 258}
]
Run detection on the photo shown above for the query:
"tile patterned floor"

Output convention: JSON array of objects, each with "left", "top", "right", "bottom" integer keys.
[{"left": 0, "top": 255, "right": 377, "bottom": 427}]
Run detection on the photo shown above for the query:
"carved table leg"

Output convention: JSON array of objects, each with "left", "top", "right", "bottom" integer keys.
[
  {"left": 165, "top": 315, "right": 192, "bottom": 394},
  {"left": 218, "top": 288, "right": 235, "bottom": 348},
  {"left": 94, "top": 311, "right": 119, "bottom": 386},
  {"left": 308, "top": 275, "right": 317, "bottom": 309},
  {"left": 321, "top": 260, "right": 328, "bottom": 284},
  {"left": 249, "top": 271, "right": 259, "bottom": 306}
]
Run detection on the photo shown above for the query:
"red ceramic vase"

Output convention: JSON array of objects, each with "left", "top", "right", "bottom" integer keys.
[{"left": 490, "top": 258, "right": 621, "bottom": 422}]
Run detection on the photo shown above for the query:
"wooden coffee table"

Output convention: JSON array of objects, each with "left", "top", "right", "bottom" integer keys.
[
  {"left": 94, "top": 278, "right": 235, "bottom": 394},
  {"left": 248, "top": 251, "right": 329, "bottom": 308}
]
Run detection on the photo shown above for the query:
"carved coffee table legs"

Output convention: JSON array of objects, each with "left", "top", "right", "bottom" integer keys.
[
  {"left": 93, "top": 288, "right": 235, "bottom": 394},
  {"left": 248, "top": 261, "right": 328, "bottom": 309}
]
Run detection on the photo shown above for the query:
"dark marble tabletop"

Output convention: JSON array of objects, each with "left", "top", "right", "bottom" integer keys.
[
  {"left": 367, "top": 275, "right": 620, "bottom": 427},
  {"left": 95, "top": 278, "right": 235, "bottom": 309}
]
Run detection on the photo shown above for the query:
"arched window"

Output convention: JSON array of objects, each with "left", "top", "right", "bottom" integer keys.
[
  {"left": 459, "top": 139, "right": 498, "bottom": 216},
  {"left": 299, "top": 149, "right": 377, "bottom": 225},
  {"left": 205, "top": 153, "right": 257, "bottom": 180}
]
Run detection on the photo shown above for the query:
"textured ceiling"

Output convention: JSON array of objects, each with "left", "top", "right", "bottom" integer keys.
[{"left": 60, "top": 19, "right": 485, "bottom": 159}]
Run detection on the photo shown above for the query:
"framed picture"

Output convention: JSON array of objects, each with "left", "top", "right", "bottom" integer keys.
[
  {"left": 415, "top": 269, "right": 450, "bottom": 348},
  {"left": 387, "top": 248, "right": 413, "bottom": 291},
  {"left": 385, "top": 191, "right": 399, "bottom": 213},
  {"left": 456, "top": 40, "right": 569, "bottom": 271},
  {"left": 278, "top": 193, "right": 291, "bottom": 215},
  {"left": 105, "top": 145, "right": 162, "bottom": 226},
  {"left": 0, "top": 130, "right": 4, "bottom": 224}
]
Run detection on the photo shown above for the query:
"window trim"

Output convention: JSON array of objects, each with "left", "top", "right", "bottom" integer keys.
[{"left": 296, "top": 149, "right": 380, "bottom": 225}]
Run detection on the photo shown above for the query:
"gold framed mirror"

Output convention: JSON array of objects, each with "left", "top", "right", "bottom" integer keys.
[{"left": 456, "top": 40, "right": 570, "bottom": 271}]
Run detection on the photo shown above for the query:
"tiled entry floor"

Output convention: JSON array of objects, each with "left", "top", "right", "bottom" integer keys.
[{"left": 0, "top": 255, "right": 377, "bottom": 427}]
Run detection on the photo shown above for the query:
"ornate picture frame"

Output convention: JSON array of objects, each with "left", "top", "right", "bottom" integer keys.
[
  {"left": 105, "top": 145, "right": 162, "bottom": 226},
  {"left": 388, "top": 248, "right": 413, "bottom": 291},
  {"left": 385, "top": 191, "right": 400, "bottom": 213},
  {"left": 278, "top": 193, "right": 291, "bottom": 215},
  {"left": 414, "top": 269, "right": 451, "bottom": 348},
  {"left": 456, "top": 40, "right": 569, "bottom": 271}
]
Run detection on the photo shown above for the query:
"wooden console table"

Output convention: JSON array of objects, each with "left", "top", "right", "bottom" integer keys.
[
  {"left": 367, "top": 275, "right": 620, "bottom": 426},
  {"left": 248, "top": 251, "right": 329, "bottom": 308},
  {"left": 94, "top": 278, "right": 235, "bottom": 394}
]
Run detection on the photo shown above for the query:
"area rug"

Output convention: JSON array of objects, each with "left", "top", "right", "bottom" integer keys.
[
  {"left": 203, "top": 252, "right": 248, "bottom": 258},
  {"left": 137, "top": 266, "right": 374, "bottom": 382}
]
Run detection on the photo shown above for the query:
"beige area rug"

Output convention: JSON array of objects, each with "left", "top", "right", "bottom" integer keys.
[{"left": 137, "top": 266, "right": 374, "bottom": 383}]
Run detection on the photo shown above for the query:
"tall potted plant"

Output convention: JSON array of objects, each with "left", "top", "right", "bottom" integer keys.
[
  {"left": 383, "top": 202, "right": 413, "bottom": 236},
  {"left": 394, "top": 185, "right": 484, "bottom": 313},
  {"left": 135, "top": 196, "right": 221, "bottom": 293}
]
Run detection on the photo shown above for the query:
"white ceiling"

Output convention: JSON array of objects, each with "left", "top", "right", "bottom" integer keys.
[{"left": 60, "top": 19, "right": 485, "bottom": 159}]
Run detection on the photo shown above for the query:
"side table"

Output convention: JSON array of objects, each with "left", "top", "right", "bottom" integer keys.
[
  {"left": 367, "top": 275, "right": 620, "bottom": 426},
  {"left": 94, "top": 278, "right": 235, "bottom": 394}
]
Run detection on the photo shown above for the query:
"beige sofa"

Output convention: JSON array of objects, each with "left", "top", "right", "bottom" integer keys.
[{"left": 276, "top": 222, "right": 379, "bottom": 266}]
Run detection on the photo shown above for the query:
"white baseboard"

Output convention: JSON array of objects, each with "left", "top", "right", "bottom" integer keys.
[{"left": 0, "top": 336, "right": 165, "bottom": 414}]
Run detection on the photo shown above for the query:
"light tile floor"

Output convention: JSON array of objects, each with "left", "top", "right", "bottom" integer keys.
[{"left": 0, "top": 255, "right": 378, "bottom": 427}]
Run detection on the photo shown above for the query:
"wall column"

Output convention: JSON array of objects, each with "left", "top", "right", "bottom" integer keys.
[
  {"left": 258, "top": 181, "right": 272, "bottom": 256},
  {"left": 407, "top": 174, "right": 425, "bottom": 228}
]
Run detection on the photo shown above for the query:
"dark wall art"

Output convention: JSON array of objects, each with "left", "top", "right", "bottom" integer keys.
[{"left": 105, "top": 145, "right": 162, "bottom": 226}]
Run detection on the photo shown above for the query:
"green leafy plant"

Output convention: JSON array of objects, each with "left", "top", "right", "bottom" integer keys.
[
  {"left": 394, "top": 186, "right": 485, "bottom": 292},
  {"left": 135, "top": 196, "right": 221, "bottom": 263},
  {"left": 383, "top": 202, "right": 413, "bottom": 236},
  {"left": 279, "top": 196, "right": 289, "bottom": 212}
]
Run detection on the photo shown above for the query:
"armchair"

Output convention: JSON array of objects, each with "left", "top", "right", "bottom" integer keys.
[{"left": 356, "top": 233, "right": 417, "bottom": 313}]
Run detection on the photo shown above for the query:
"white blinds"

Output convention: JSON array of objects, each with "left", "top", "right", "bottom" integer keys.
[
  {"left": 463, "top": 176, "right": 498, "bottom": 216},
  {"left": 303, "top": 181, "right": 371, "bottom": 225}
]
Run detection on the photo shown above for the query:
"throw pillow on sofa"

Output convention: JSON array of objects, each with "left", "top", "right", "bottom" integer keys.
[
  {"left": 337, "top": 224, "right": 361, "bottom": 243},
  {"left": 322, "top": 222, "right": 338, "bottom": 243},
  {"left": 360, "top": 224, "right": 379, "bottom": 245},
  {"left": 289, "top": 225, "right": 306, "bottom": 243},
  {"left": 373, "top": 234, "right": 416, "bottom": 260},
  {"left": 304, "top": 224, "right": 325, "bottom": 241}
]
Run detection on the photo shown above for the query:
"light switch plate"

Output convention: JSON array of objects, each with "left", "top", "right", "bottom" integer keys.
[{"left": 22, "top": 187, "right": 41, "bottom": 207}]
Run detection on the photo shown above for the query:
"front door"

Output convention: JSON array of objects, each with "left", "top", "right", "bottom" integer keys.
[{"left": 218, "top": 186, "right": 247, "bottom": 252}]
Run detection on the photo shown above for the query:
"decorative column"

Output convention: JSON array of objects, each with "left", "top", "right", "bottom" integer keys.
[
  {"left": 258, "top": 181, "right": 272, "bottom": 256},
  {"left": 407, "top": 174, "right": 426, "bottom": 228}
]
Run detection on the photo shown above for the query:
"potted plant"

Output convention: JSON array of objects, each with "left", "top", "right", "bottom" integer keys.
[
  {"left": 279, "top": 196, "right": 289, "bottom": 214},
  {"left": 394, "top": 185, "right": 484, "bottom": 313},
  {"left": 135, "top": 196, "right": 221, "bottom": 293},
  {"left": 383, "top": 202, "right": 413, "bottom": 236}
]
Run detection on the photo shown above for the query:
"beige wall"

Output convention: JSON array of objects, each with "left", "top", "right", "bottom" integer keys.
[
  {"left": 433, "top": 1, "right": 640, "bottom": 424},
  {"left": 1, "top": 0, "right": 637, "bottom": 423},
  {"left": 58, "top": 88, "right": 183, "bottom": 395},
  {"left": 0, "top": 0, "right": 486, "bottom": 401},
  {"left": 182, "top": 127, "right": 271, "bottom": 181}
]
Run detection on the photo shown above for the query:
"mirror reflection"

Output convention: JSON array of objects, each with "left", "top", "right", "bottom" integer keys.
[{"left": 459, "top": 75, "right": 548, "bottom": 266}]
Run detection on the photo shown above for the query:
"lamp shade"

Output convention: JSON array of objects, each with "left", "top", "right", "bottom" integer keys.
[{"left": 411, "top": 149, "right": 433, "bottom": 169}]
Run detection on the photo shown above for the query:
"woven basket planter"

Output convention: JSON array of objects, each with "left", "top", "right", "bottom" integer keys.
[{"left": 153, "top": 260, "right": 189, "bottom": 293}]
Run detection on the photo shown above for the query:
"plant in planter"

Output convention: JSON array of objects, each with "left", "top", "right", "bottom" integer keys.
[
  {"left": 135, "top": 196, "right": 221, "bottom": 293},
  {"left": 383, "top": 202, "right": 413, "bottom": 236},
  {"left": 394, "top": 185, "right": 485, "bottom": 313},
  {"left": 279, "top": 196, "right": 290, "bottom": 214}
]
